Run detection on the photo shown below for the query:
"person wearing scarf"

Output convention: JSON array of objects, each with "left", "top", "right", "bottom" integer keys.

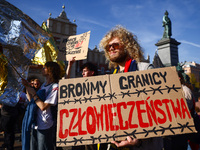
[{"left": 98, "top": 25, "right": 163, "bottom": 150}]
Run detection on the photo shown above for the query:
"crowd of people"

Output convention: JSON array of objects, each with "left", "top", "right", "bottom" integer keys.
[
  {"left": 0, "top": 77, "right": 42, "bottom": 150},
  {"left": 0, "top": 25, "right": 200, "bottom": 150}
]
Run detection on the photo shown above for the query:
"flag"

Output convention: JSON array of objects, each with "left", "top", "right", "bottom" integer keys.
[{"left": 32, "top": 22, "right": 65, "bottom": 77}]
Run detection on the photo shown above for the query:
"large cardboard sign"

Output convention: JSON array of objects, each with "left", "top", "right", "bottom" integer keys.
[
  {"left": 56, "top": 67, "right": 196, "bottom": 147},
  {"left": 58, "top": 31, "right": 90, "bottom": 61}
]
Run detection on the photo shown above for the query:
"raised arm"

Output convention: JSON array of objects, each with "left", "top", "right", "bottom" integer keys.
[
  {"left": 22, "top": 79, "right": 51, "bottom": 110},
  {"left": 64, "top": 56, "right": 76, "bottom": 79}
]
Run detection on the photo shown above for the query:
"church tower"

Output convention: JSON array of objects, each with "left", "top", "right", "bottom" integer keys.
[{"left": 46, "top": 5, "right": 77, "bottom": 48}]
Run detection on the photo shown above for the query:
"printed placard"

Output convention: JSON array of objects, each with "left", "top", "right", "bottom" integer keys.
[
  {"left": 56, "top": 67, "right": 196, "bottom": 147},
  {"left": 58, "top": 31, "right": 90, "bottom": 61}
]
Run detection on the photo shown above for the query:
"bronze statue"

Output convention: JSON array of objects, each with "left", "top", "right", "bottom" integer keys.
[{"left": 162, "top": 10, "right": 172, "bottom": 38}]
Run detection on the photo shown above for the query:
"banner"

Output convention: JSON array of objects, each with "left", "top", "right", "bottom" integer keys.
[
  {"left": 58, "top": 31, "right": 90, "bottom": 61},
  {"left": 56, "top": 67, "right": 196, "bottom": 147}
]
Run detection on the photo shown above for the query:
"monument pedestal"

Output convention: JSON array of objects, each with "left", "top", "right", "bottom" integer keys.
[{"left": 155, "top": 38, "right": 180, "bottom": 67}]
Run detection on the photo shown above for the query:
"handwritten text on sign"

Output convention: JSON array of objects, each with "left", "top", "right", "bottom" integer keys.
[
  {"left": 57, "top": 67, "right": 195, "bottom": 147},
  {"left": 58, "top": 31, "right": 90, "bottom": 61}
]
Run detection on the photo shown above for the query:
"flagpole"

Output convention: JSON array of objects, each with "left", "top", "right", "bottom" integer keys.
[{"left": 0, "top": 52, "right": 24, "bottom": 79}]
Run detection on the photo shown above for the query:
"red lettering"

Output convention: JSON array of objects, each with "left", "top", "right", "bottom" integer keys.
[
  {"left": 145, "top": 100, "right": 158, "bottom": 126},
  {"left": 162, "top": 99, "right": 172, "bottom": 122},
  {"left": 104, "top": 104, "right": 109, "bottom": 131},
  {"left": 108, "top": 103, "right": 119, "bottom": 131},
  {"left": 59, "top": 109, "right": 69, "bottom": 138},
  {"left": 94, "top": 105, "right": 104, "bottom": 131},
  {"left": 59, "top": 97, "right": 191, "bottom": 137},
  {"left": 136, "top": 100, "right": 149, "bottom": 128},
  {"left": 69, "top": 109, "right": 78, "bottom": 136},
  {"left": 75, "top": 41, "right": 83, "bottom": 48},
  {"left": 72, "top": 108, "right": 87, "bottom": 135},
  {"left": 170, "top": 99, "right": 182, "bottom": 119},
  {"left": 127, "top": 101, "right": 138, "bottom": 128},
  {"left": 154, "top": 100, "right": 167, "bottom": 124},
  {"left": 86, "top": 107, "right": 96, "bottom": 134},
  {"left": 180, "top": 98, "right": 191, "bottom": 119},
  {"left": 117, "top": 102, "right": 128, "bottom": 130}
]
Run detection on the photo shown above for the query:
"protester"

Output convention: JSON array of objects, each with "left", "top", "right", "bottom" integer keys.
[
  {"left": 64, "top": 56, "right": 76, "bottom": 79},
  {"left": 81, "top": 62, "right": 98, "bottom": 77},
  {"left": 0, "top": 103, "right": 19, "bottom": 150},
  {"left": 65, "top": 56, "right": 98, "bottom": 79},
  {"left": 22, "top": 61, "right": 61, "bottom": 150},
  {"left": 195, "top": 97, "right": 200, "bottom": 116},
  {"left": 0, "top": 104, "right": 1, "bottom": 118},
  {"left": 179, "top": 71, "right": 200, "bottom": 150},
  {"left": 163, "top": 71, "right": 195, "bottom": 150},
  {"left": 30, "top": 78, "right": 35, "bottom": 87},
  {"left": 33, "top": 78, "right": 41, "bottom": 91},
  {"left": 178, "top": 71, "right": 194, "bottom": 111},
  {"left": 64, "top": 57, "right": 98, "bottom": 150},
  {"left": 99, "top": 25, "right": 163, "bottom": 150},
  {"left": 16, "top": 88, "right": 29, "bottom": 139}
]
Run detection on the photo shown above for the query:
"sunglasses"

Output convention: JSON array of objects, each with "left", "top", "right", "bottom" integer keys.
[{"left": 106, "top": 43, "right": 120, "bottom": 51}]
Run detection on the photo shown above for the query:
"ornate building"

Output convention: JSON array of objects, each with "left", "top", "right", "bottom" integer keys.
[
  {"left": 28, "top": 5, "right": 110, "bottom": 81},
  {"left": 181, "top": 61, "right": 200, "bottom": 88},
  {"left": 46, "top": 5, "right": 110, "bottom": 78},
  {"left": 46, "top": 5, "right": 77, "bottom": 48}
]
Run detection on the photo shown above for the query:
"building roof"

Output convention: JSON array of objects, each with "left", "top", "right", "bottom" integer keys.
[{"left": 152, "top": 51, "right": 164, "bottom": 68}]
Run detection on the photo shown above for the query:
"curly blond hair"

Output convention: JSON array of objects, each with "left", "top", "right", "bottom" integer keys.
[{"left": 99, "top": 25, "right": 144, "bottom": 68}]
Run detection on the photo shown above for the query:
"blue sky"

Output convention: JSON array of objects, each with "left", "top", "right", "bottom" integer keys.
[{"left": 6, "top": 0, "right": 200, "bottom": 64}]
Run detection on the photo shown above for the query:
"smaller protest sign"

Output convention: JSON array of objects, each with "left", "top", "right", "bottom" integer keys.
[{"left": 58, "top": 31, "right": 90, "bottom": 61}]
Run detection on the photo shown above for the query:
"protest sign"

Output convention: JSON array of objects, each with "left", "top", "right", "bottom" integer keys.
[
  {"left": 58, "top": 31, "right": 90, "bottom": 61},
  {"left": 56, "top": 67, "right": 196, "bottom": 147}
]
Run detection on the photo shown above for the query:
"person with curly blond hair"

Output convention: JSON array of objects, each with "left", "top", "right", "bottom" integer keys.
[
  {"left": 99, "top": 25, "right": 163, "bottom": 150},
  {"left": 99, "top": 25, "right": 145, "bottom": 70}
]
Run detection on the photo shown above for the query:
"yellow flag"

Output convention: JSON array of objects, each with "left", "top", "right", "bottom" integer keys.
[
  {"left": 0, "top": 52, "right": 8, "bottom": 96},
  {"left": 32, "top": 22, "right": 65, "bottom": 77}
]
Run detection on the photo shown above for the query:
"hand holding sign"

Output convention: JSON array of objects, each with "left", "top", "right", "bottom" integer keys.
[
  {"left": 64, "top": 56, "right": 76, "bottom": 79},
  {"left": 57, "top": 67, "right": 196, "bottom": 147},
  {"left": 111, "top": 136, "right": 140, "bottom": 147},
  {"left": 68, "top": 56, "right": 76, "bottom": 66},
  {"left": 58, "top": 31, "right": 91, "bottom": 61}
]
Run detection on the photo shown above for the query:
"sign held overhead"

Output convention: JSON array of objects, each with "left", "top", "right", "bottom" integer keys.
[{"left": 58, "top": 31, "right": 90, "bottom": 61}]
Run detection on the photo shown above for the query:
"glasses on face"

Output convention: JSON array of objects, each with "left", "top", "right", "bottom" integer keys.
[{"left": 106, "top": 43, "right": 120, "bottom": 51}]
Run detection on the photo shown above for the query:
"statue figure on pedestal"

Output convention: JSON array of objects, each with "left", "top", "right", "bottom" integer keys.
[{"left": 162, "top": 10, "right": 172, "bottom": 38}]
